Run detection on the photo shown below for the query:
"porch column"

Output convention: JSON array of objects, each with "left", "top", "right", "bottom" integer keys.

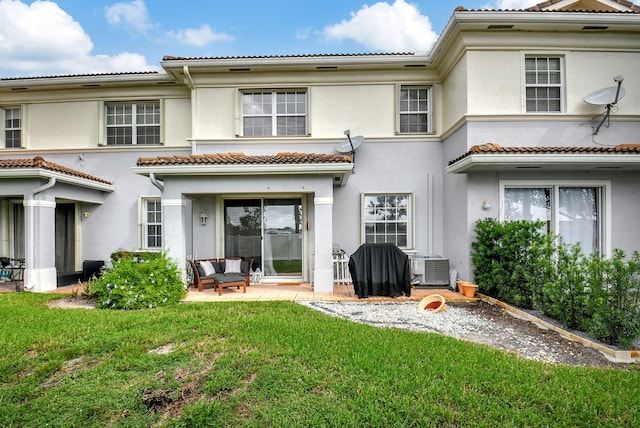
[
  {"left": 24, "top": 198, "right": 57, "bottom": 292},
  {"left": 313, "top": 196, "right": 333, "bottom": 293},
  {"left": 162, "top": 198, "right": 187, "bottom": 285}
]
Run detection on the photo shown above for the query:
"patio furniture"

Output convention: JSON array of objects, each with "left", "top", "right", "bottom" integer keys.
[
  {"left": 189, "top": 258, "right": 253, "bottom": 295},
  {"left": 348, "top": 243, "right": 411, "bottom": 298}
]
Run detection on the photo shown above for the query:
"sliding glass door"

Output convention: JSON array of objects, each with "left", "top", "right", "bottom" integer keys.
[{"left": 224, "top": 198, "right": 303, "bottom": 279}]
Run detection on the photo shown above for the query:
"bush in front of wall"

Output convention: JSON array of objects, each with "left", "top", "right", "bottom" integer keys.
[
  {"left": 471, "top": 218, "right": 550, "bottom": 309},
  {"left": 89, "top": 251, "right": 186, "bottom": 310},
  {"left": 583, "top": 249, "right": 640, "bottom": 349},
  {"left": 538, "top": 242, "right": 589, "bottom": 330}
]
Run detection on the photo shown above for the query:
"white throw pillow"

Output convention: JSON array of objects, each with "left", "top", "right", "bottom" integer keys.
[
  {"left": 200, "top": 260, "right": 216, "bottom": 276},
  {"left": 225, "top": 259, "right": 242, "bottom": 274}
]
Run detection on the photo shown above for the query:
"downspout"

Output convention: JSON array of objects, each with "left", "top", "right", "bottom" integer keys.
[
  {"left": 183, "top": 65, "right": 198, "bottom": 155},
  {"left": 25, "top": 177, "right": 57, "bottom": 290},
  {"left": 149, "top": 173, "right": 164, "bottom": 191}
]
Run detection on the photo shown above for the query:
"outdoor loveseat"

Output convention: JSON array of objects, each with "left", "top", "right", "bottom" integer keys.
[{"left": 189, "top": 258, "right": 253, "bottom": 295}]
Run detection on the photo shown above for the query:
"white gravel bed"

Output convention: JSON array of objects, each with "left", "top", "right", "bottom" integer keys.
[{"left": 298, "top": 301, "right": 592, "bottom": 364}]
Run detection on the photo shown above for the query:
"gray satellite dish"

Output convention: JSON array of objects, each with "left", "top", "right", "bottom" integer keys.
[
  {"left": 336, "top": 135, "right": 364, "bottom": 153},
  {"left": 584, "top": 75, "right": 625, "bottom": 136},
  {"left": 336, "top": 129, "right": 364, "bottom": 172},
  {"left": 584, "top": 86, "right": 626, "bottom": 106}
]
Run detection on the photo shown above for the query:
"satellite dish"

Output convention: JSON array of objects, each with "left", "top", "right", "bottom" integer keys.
[
  {"left": 336, "top": 135, "right": 364, "bottom": 153},
  {"left": 584, "top": 75, "right": 625, "bottom": 136},
  {"left": 335, "top": 129, "right": 365, "bottom": 172},
  {"left": 584, "top": 86, "right": 626, "bottom": 106}
]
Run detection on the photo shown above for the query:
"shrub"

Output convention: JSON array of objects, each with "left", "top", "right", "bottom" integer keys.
[
  {"left": 584, "top": 250, "right": 640, "bottom": 348},
  {"left": 89, "top": 251, "right": 186, "bottom": 310},
  {"left": 471, "top": 218, "right": 549, "bottom": 309},
  {"left": 539, "top": 242, "right": 588, "bottom": 330}
]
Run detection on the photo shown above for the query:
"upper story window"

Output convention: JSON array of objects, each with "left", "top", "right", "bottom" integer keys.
[
  {"left": 525, "top": 57, "right": 562, "bottom": 113},
  {"left": 399, "top": 86, "right": 430, "bottom": 133},
  {"left": 106, "top": 101, "right": 160, "bottom": 145},
  {"left": 362, "top": 193, "right": 413, "bottom": 249},
  {"left": 242, "top": 90, "right": 307, "bottom": 136},
  {"left": 3, "top": 107, "right": 21, "bottom": 148}
]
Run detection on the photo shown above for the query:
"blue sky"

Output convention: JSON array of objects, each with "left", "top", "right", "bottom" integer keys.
[{"left": 0, "top": 0, "right": 637, "bottom": 78}]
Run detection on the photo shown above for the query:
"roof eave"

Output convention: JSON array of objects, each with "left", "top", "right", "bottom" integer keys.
[
  {"left": 446, "top": 154, "right": 640, "bottom": 173},
  {"left": 132, "top": 162, "right": 354, "bottom": 186},
  {"left": 160, "top": 54, "right": 430, "bottom": 73},
  {"left": 0, "top": 168, "right": 115, "bottom": 192}
]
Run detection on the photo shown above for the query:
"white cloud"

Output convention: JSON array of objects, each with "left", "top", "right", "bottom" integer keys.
[
  {"left": 105, "top": 0, "right": 154, "bottom": 33},
  {"left": 166, "top": 24, "right": 232, "bottom": 47},
  {"left": 323, "top": 0, "right": 437, "bottom": 53},
  {"left": 491, "top": 0, "right": 541, "bottom": 9},
  {"left": 0, "top": 0, "right": 158, "bottom": 77}
]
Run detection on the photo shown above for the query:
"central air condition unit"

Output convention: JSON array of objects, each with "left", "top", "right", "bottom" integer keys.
[{"left": 411, "top": 256, "right": 450, "bottom": 286}]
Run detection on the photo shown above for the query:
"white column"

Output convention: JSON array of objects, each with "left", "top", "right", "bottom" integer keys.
[
  {"left": 23, "top": 199, "right": 57, "bottom": 292},
  {"left": 313, "top": 196, "right": 334, "bottom": 293},
  {"left": 162, "top": 198, "right": 187, "bottom": 284}
]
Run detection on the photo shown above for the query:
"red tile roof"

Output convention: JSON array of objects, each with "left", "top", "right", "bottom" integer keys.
[
  {"left": 449, "top": 143, "right": 640, "bottom": 165},
  {"left": 0, "top": 156, "right": 112, "bottom": 184},
  {"left": 526, "top": 0, "right": 640, "bottom": 12},
  {"left": 137, "top": 152, "right": 352, "bottom": 166},
  {"left": 454, "top": 0, "right": 639, "bottom": 13}
]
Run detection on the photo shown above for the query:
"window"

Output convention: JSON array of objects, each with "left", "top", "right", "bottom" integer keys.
[
  {"left": 399, "top": 86, "right": 430, "bottom": 133},
  {"left": 3, "top": 107, "right": 21, "bottom": 148},
  {"left": 362, "top": 193, "right": 413, "bottom": 248},
  {"left": 106, "top": 101, "right": 160, "bottom": 145},
  {"left": 503, "top": 183, "right": 606, "bottom": 254},
  {"left": 142, "top": 198, "right": 162, "bottom": 249},
  {"left": 242, "top": 90, "right": 307, "bottom": 136},
  {"left": 525, "top": 57, "right": 562, "bottom": 112}
]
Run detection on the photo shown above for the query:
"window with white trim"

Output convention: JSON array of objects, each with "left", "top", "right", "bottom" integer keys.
[
  {"left": 362, "top": 193, "right": 413, "bottom": 248},
  {"left": 525, "top": 56, "right": 562, "bottom": 112},
  {"left": 503, "top": 183, "right": 605, "bottom": 254},
  {"left": 3, "top": 107, "right": 21, "bottom": 148},
  {"left": 242, "top": 90, "right": 307, "bottom": 136},
  {"left": 106, "top": 101, "right": 160, "bottom": 145},
  {"left": 142, "top": 198, "right": 162, "bottom": 249},
  {"left": 399, "top": 86, "right": 430, "bottom": 133}
]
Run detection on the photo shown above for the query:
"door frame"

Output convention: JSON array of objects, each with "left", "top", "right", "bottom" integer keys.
[{"left": 218, "top": 194, "right": 307, "bottom": 283}]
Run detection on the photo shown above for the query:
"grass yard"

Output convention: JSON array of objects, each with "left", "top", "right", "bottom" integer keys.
[{"left": 0, "top": 293, "right": 638, "bottom": 427}]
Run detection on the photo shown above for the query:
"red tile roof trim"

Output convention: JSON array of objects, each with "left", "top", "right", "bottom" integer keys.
[
  {"left": 137, "top": 152, "right": 352, "bottom": 166},
  {"left": 0, "top": 156, "right": 112, "bottom": 185},
  {"left": 449, "top": 143, "right": 640, "bottom": 165}
]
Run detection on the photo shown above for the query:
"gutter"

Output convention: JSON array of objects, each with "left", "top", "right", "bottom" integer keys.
[{"left": 149, "top": 172, "right": 164, "bottom": 191}]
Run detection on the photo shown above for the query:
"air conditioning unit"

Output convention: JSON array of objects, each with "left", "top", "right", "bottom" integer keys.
[{"left": 411, "top": 256, "right": 450, "bottom": 287}]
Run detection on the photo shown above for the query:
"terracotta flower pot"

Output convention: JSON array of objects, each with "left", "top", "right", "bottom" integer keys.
[
  {"left": 419, "top": 294, "right": 446, "bottom": 313},
  {"left": 456, "top": 280, "right": 472, "bottom": 295},
  {"left": 462, "top": 283, "right": 478, "bottom": 298}
]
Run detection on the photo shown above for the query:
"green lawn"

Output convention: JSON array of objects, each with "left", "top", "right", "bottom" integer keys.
[{"left": 0, "top": 293, "right": 638, "bottom": 427}]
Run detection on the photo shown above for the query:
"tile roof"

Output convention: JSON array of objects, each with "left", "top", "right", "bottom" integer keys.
[
  {"left": 0, "top": 156, "right": 112, "bottom": 185},
  {"left": 161, "top": 53, "right": 415, "bottom": 62},
  {"left": 526, "top": 0, "right": 640, "bottom": 12},
  {"left": 454, "top": 0, "right": 639, "bottom": 12},
  {"left": 449, "top": 143, "right": 640, "bottom": 165},
  {"left": 0, "top": 71, "right": 159, "bottom": 82},
  {"left": 136, "top": 152, "right": 352, "bottom": 167}
]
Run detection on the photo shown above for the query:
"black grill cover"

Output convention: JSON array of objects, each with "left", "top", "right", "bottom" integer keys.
[{"left": 348, "top": 243, "right": 411, "bottom": 298}]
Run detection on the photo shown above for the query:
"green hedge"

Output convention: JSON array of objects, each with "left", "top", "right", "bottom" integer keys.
[{"left": 472, "top": 218, "right": 640, "bottom": 348}]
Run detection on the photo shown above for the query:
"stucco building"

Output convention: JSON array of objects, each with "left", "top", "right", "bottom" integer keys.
[{"left": 1, "top": 0, "right": 639, "bottom": 292}]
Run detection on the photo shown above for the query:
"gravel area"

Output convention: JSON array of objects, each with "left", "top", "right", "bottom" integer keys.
[{"left": 299, "top": 300, "right": 637, "bottom": 369}]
